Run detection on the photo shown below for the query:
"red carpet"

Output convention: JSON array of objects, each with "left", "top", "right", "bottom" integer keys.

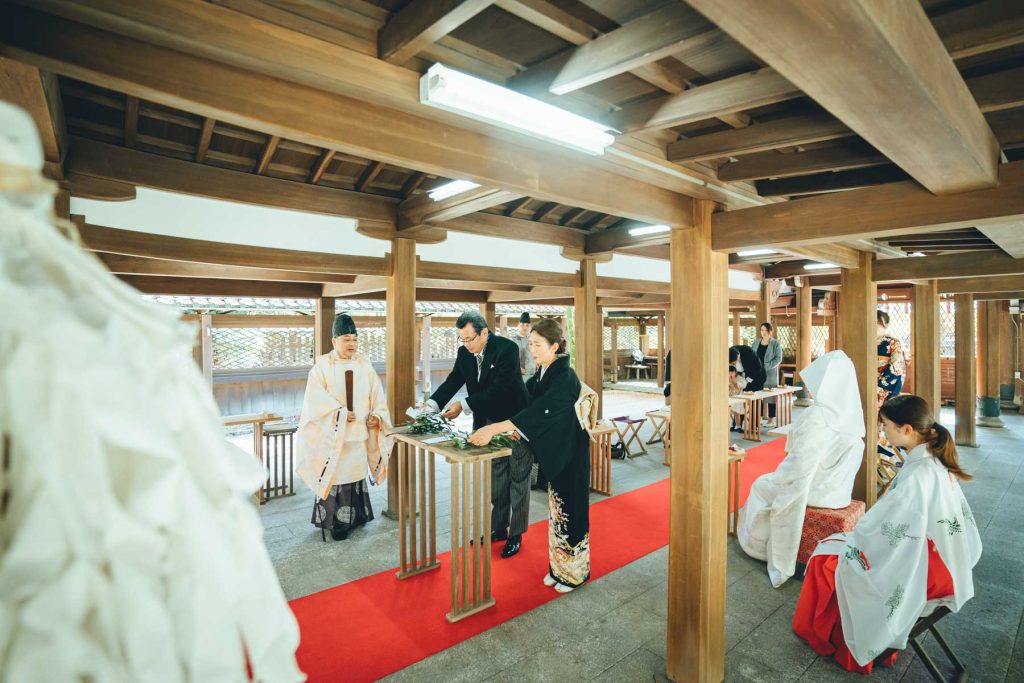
[{"left": 289, "top": 437, "right": 788, "bottom": 682}]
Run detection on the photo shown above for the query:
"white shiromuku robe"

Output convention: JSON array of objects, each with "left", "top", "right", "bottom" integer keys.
[
  {"left": 737, "top": 350, "right": 865, "bottom": 587},
  {"left": 0, "top": 103, "right": 302, "bottom": 682},
  {"left": 295, "top": 352, "right": 393, "bottom": 499},
  {"left": 809, "top": 444, "right": 982, "bottom": 665}
]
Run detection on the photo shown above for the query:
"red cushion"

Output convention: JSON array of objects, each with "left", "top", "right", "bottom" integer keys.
[{"left": 797, "top": 501, "right": 866, "bottom": 565}]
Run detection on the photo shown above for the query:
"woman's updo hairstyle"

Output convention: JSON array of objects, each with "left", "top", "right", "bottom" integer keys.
[
  {"left": 531, "top": 318, "right": 566, "bottom": 355},
  {"left": 879, "top": 394, "right": 971, "bottom": 480},
  {"left": 877, "top": 310, "right": 891, "bottom": 328}
]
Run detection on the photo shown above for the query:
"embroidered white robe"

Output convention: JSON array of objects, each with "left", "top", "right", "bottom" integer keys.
[
  {"left": 295, "top": 353, "right": 393, "bottom": 500},
  {"left": 737, "top": 350, "right": 865, "bottom": 587},
  {"left": 809, "top": 444, "right": 982, "bottom": 665}
]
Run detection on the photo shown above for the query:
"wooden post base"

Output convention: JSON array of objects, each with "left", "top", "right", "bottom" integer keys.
[{"left": 396, "top": 441, "right": 440, "bottom": 579}]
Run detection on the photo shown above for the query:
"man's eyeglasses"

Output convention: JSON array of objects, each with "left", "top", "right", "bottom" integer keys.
[{"left": 459, "top": 334, "right": 479, "bottom": 345}]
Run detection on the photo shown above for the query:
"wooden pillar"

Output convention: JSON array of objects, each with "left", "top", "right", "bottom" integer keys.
[
  {"left": 666, "top": 200, "right": 727, "bottom": 683},
  {"left": 499, "top": 314, "right": 508, "bottom": 336},
  {"left": 912, "top": 281, "right": 941, "bottom": 413},
  {"left": 657, "top": 313, "right": 666, "bottom": 387},
  {"left": 199, "top": 313, "right": 213, "bottom": 390},
  {"left": 574, "top": 258, "right": 602, "bottom": 417},
  {"left": 840, "top": 253, "right": 878, "bottom": 508},
  {"left": 314, "top": 296, "right": 334, "bottom": 358},
  {"left": 610, "top": 320, "right": 619, "bottom": 382},
  {"left": 998, "top": 301, "right": 1013, "bottom": 396},
  {"left": 796, "top": 284, "right": 812, "bottom": 378},
  {"left": 756, "top": 278, "right": 773, "bottom": 329},
  {"left": 420, "top": 314, "right": 432, "bottom": 400},
  {"left": 954, "top": 294, "right": 978, "bottom": 447},
  {"left": 480, "top": 301, "right": 497, "bottom": 333},
  {"left": 977, "top": 300, "right": 1004, "bottom": 427},
  {"left": 731, "top": 312, "right": 740, "bottom": 345},
  {"left": 386, "top": 238, "right": 417, "bottom": 516}
]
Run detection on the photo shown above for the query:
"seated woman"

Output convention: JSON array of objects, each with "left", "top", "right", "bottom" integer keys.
[
  {"left": 737, "top": 350, "right": 865, "bottom": 587},
  {"left": 793, "top": 395, "right": 982, "bottom": 674},
  {"left": 728, "top": 365, "right": 747, "bottom": 432},
  {"left": 469, "top": 319, "right": 590, "bottom": 592}
]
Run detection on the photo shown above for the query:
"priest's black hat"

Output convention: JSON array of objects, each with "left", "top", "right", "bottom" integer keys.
[
  {"left": 519, "top": 312, "right": 531, "bottom": 324},
  {"left": 332, "top": 312, "right": 357, "bottom": 337}
]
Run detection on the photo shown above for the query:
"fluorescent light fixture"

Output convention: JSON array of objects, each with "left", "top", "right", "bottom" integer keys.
[
  {"left": 628, "top": 224, "right": 671, "bottom": 237},
  {"left": 428, "top": 179, "right": 480, "bottom": 201},
  {"left": 804, "top": 262, "right": 838, "bottom": 271},
  {"left": 909, "top": 251, "right": 926, "bottom": 257},
  {"left": 737, "top": 248, "right": 777, "bottom": 257},
  {"left": 420, "top": 64, "right": 616, "bottom": 156}
]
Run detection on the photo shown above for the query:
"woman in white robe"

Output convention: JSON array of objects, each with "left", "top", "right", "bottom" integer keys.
[
  {"left": 737, "top": 350, "right": 865, "bottom": 587},
  {"left": 295, "top": 314, "right": 392, "bottom": 540},
  {"left": 793, "top": 394, "right": 981, "bottom": 674}
]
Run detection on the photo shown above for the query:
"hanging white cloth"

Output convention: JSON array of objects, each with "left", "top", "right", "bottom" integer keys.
[
  {"left": 0, "top": 103, "right": 303, "bottom": 682},
  {"left": 810, "top": 443, "right": 982, "bottom": 665},
  {"left": 737, "top": 350, "right": 866, "bottom": 587}
]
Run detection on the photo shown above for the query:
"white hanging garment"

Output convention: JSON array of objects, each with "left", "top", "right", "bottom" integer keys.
[
  {"left": 737, "top": 350, "right": 866, "bottom": 587},
  {"left": 0, "top": 102, "right": 303, "bottom": 682}
]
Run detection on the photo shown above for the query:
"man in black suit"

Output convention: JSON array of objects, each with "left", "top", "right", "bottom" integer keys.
[{"left": 421, "top": 312, "right": 531, "bottom": 557}]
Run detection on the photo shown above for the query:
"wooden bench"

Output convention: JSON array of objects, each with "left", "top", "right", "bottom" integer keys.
[{"left": 624, "top": 363, "right": 649, "bottom": 380}]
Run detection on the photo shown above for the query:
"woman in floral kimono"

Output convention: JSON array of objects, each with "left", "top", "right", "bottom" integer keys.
[
  {"left": 793, "top": 395, "right": 982, "bottom": 674},
  {"left": 876, "top": 310, "right": 906, "bottom": 462},
  {"left": 295, "top": 313, "right": 392, "bottom": 541},
  {"left": 469, "top": 319, "right": 590, "bottom": 592}
]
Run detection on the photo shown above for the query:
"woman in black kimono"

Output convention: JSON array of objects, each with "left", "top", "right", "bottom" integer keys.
[{"left": 469, "top": 319, "right": 590, "bottom": 592}]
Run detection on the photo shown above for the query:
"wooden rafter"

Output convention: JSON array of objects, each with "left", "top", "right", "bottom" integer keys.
[
  {"left": 687, "top": 0, "right": 999, "bottom": 194},
  {"left": 355, "top": 160, "right": 385, "bottom": 192},
  {"left": 606, "top": 67, "right": 799, "bottom": 135},
  {"left": 874, "top": 250, "right": 1024, "bottom": 282},
  {"left": 940, "top": 275, "right": 1024, "bottom": 294},
  {"left": 377, "top": 0, "right": 493, "bottom": 64},
  {"left": 118, "top": 275, "right": 324, "bottom": 298},
  {"left": 756, "top": 165, "right": 910, "bottom": 198},
  {"left": 97, "top": 253, "right": 358, "bottom": 284},
  {"left": 195, "top": 116, "right": 215, "bottom": 162},
  {"left": 502, "top": 196, "right": 531, "bottom": 217},
  {"left": 400, "top": 171, "right": 425, "bottom": 198},
  {"left": 667, "top": 112, "right": 850, "bottom": 163},
  {"left": 397, "top": 186, "right": 522, "bottom": 233},
  {"left": 308, "top": 149, "right": 336, "bottom": 184},
  {"left": 67, "top": 137, "right": 398, "bottom": 228},
  {"left": 933, "top": 0, "right": 1024, "bottom": 60},
  {"left": 254, "top": 134, "right": 280, "bottom": 174},
  {"left": 531, "top": 202, "right": 560, "bottom": 222},
  {"left": 442, "top": 212, "right": 585, "bottom": 249},
  {"left": 718, "top": 141, "right": 888, "bottom": 183},
  {"left": 123, "top": 95, "right": 138, "bottom": 148},
  {"left": 558, "top": 207, "right": 585, "bottom": 226}
]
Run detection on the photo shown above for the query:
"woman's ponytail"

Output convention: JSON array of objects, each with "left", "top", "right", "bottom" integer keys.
[{"left": 879, "top": 396, "right": 972, "bottom": 480}]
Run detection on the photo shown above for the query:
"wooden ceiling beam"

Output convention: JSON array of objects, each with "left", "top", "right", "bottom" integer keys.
[
  {"left": 400, "top": 171, "right": 426, "bottom": 198},
  {"left": 0, "top": 57, "right": 67, "bottom": 178},
  {"left": 539, "top": 3, "right": 711, "bottom": 95},
  {"left": 377, "top": 0, "right": 493, "bottom": 64},
  {"left": 502, "top": 196, "right": 531, "bottom": 217},
  {"left": 967, "top": 66, "right": 1024, "bottom": 114},
  {"left": 66, "top": 137, "right": 397, "bottom": 228},
  {"left": 606, "top": 67, "right": 799, "bottom": 135},
  {"left": 418, "top": 279, "right": 532, "bottom": 293},
  {"left": 933, "top": 0, "right": 1024, "bottom": 60},
  {"left": 494, "top": 0, "right": 595, "bottom": 44},
  {"left": 712, "top": 160, "right": 1024, "bottom": 251},
  {"left": 76, "top": 221, "right": 388, "bottom": 276},
  {"left": 398, "top": 187, "right": 523, "bottom": 233},
  {"left": 874, "top": 250, "right": 1024, "bottom": 282},
  {"left": 667, "top": 112, "right": 850, "bottom": 163},
  {"left": 0, "top": 5, "right": 693, "bottom": 227},
  {"left": 718, "top": 141, "right": 887, "bottom": 183},
  {"left": 64, "top": 171, "right": 137, "bottom": 201},
  {"left": 442, "top": 212, "right": 586, "bottom": 249},
  {"left": 977, "top": 222, "right": 1024, "bottom": 258},
  {"left": 117, "top": 274, "right": 324, "bottom": 298},
  {"left": 417, "top": 261, "right": 578, "bottom": 288},
  {"left": 687, "top": 0, "right": 999, "bottom": 195},
  {"left": 320, "top": 275, "right": 390, "bottom": 298},
  {"left": 780, "top": 244, "right": 862, "bottom": 270},
  {"left": 756, "top": 165, "right": 910, "bottom": 197},
  {"left": 96, "top": 253, "right": 358, "bottom": 284},
  {"left": 585, "top": 224, "right": 669, "bottom": 255},
  {"left": 123, "top": 94, "right": 138, "bottom": 148},
  {"left": 939, "top": 275, "right": 1024, "bottom": 294},
  {"left": 974, "top": 291, "right": 1024, "bottom": 301}
]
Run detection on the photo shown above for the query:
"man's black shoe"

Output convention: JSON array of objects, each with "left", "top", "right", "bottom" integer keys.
[
  {"left": 500, "top": 534, "right": 522, "bottom": 558},
  {"left": 331, "top": 527, "right": 349, "bottom": 541}
]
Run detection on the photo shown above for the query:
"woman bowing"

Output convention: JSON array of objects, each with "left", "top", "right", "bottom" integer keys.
[{"left": 469, "top": 319, "right": 591, "bottom": 593}]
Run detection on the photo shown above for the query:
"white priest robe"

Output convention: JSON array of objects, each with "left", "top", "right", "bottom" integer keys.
[
  {"left": 805, "top": 444, "right": 982, "bottom": 665},
  {"left": 737, "top": 350, "right": 865, "bottom": 587},
  {"left": 295, "top": 352, "right": 393, "bottom": 500}
]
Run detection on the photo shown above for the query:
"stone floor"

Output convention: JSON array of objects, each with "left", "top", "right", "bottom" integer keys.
[{"left": 259, "top": 399, "right": 1024, "bottom": 682}]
